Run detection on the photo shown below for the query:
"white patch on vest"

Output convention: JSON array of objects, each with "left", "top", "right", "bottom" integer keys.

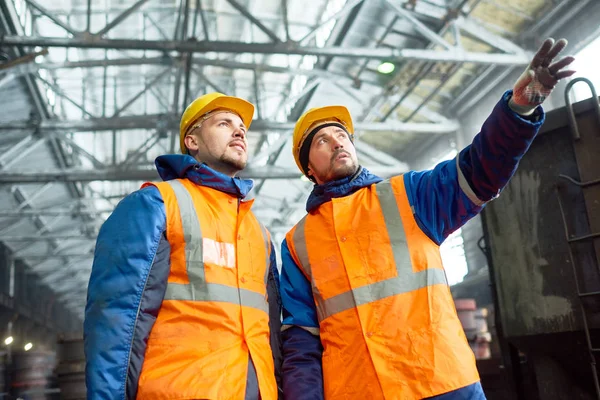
[{"left": 203, "top": 238, "right": 236, "bottom": 269}]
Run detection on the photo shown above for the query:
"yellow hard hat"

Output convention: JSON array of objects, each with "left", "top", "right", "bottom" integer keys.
[
  {"left": 179, "top": 92, "right": 255, "bottom": 154},
  {"left": 292, "top": 105, "right": 354, "bottom": 175}
]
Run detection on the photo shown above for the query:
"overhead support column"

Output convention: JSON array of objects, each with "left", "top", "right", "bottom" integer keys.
[
  {"left": 0, "top": 35, "right": 532, "bottom": 66},
  {"left": 0, "top": 113, "right": 460, "bottom": 133},
  {"left": 0, "top": 164, "right": 412, "bottom": 183}
]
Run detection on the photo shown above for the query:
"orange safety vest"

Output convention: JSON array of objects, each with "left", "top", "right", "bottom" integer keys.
[
  {"left": 137, "top": 178, "right": 277, "bottom": 400},
  {"left": 286, "top": 175, "right": 479, "bottom": 399}
]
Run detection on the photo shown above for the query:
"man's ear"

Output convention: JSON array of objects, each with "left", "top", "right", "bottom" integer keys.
[
  {"left": 184, "top": 134, "right": 199, "bottom": 153},
  {"left": 306, "top": 164, "right": 317, "bottom": 183}
]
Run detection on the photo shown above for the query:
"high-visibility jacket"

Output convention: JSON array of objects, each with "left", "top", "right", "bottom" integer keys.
[
  {"left": 84, "top": 155, "right": 282, "bottom": 400},
  {"left": 137, "top": 178, "right": 277, "bottom": 399},
  {"left": 279, "top": 90, "right": 545, "bottom": 400},
  {"left": 286, "top": 175, "right": 478, "bottom": 399}
]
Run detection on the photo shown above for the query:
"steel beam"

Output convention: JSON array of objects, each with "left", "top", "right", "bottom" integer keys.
[
  {"left": 456, "top": 67, "right": 516, "bottom": 116},
  {"left": 0, "top": 35, "right": 530, "bottom": 65},
  {"left": 24, "top": 0, "right": 78, "bottom": 36},
  {"left": 224, "top": 0, "right": 281, "bottom": 42},
  {"left": 0, "top": 235, "right": 93, "bottom": 241},
  {"left": 1, "top": 113, "right": 458, "bottom": 133},
  {"left": 112, "top": 67, "right": 171, "bottom": 117},
  {"left": 0, "top": 209, "right": 111, "bottom": 217},
  {"left": 193, "top": 66, "right": 227, "bottom": 94},
  {"left": 118, "top": 135, "right": 160, "bottom": 167},
  {"left": 356, "top": 142, "right": 408, "bottom": 169},
  {"left": 0, "top": 165, "right": 409, "bottom": 183},
  {"left": 538, "top": 0, "right": 591, "bottom": 40},
  {"left": 479, "top": 0, "right": 533, "bottom": 21},
  {"left": 521, "top": 0, "right": 571, "bottom": 38},
  {"left": 95, "top": 0, "right": 149, "bottom": 37},
  {"left": 0, "top": 48, "right": 48, "bottom": 72},
  {"left": 41, "top": 6, "right": 313, "bottom": 27},
  {"left": 299, "top": 0, "right": 364, "bottom": 44},
  {"left": 29, "top": 55, "right": 381, "bottom": 90},
  {"left": 454, "top": 16, "right": 527, "bottom": 54},
  {"left": 86, "top": 0, "right": 92, "bottom": 32},
  {"left": 1, "top": 138, "right": 46, "bottom": 170},
  {"left": 16, "top": 253, "right": 94, "bottom": 259},
  {"left": 407, "top": 1, "right": 447, "bottom": 21},
  {"left": 197, "top": 0, "right": 210, "bottom": 40},
  {"left": 36, "top": 76, "right": 94, "bottom": 118},
  {"left": 384, "top": 0, "right": 453, "bottom": 50},
  {"left": 447, "top": 64, "right": 496, "bottom": 111},
  {"left": 0, "top": 136, "right": 35, "bottom": 168},
  {"left": 353, "top": 16, "right": 398, "bottom": 82},
  {"left": 146, "top": 12, "right": 170, "bottom": 39},
  {"left": 0, "top": 72, "right": 17, "bottom": 89},
  {"left": 281, "top": 0, "right": 290, "bottom": 42},
  {"left": 58, "top": 136, "right": 106, "bottom": 168}
]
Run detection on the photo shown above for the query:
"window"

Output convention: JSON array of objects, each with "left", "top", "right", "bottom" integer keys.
[
  {"left": 427, "top": 149, "right": 469, "bottom": 286},
  {"left": 569, "top": 34, "right": 600, "bottom": 102}
]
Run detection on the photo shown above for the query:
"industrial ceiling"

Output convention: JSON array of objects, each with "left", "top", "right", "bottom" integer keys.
[{"left": 0, "top": 0, "right": 593, "bottom": 319}]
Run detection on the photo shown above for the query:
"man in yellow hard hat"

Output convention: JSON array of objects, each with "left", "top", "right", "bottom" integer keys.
[
  {"left": 84, "top": 92, "right": 282, "bottom": 399},
  {"left": 279, "top": 38, "right": 575, "bottom": 399}
]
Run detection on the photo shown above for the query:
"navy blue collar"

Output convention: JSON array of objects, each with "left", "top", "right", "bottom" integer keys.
[
  {"left": 306, "top": 166, "right": 383, "bottom": 212},
  {"left": 155, "top": 154, "right": 253, "bottom": 198}
]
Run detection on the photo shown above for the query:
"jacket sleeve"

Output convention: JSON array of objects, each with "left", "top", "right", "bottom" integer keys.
[
  {"left": 280, "top": 239, "right": 324, "bottom": 400},
  {"left": 405, "top": 90, "right": 545, "bottom": 245},
  {"left": 84, "top": 186, "right": 171, "bottom": 400},
  {"left": 267, "top": 240, "right": 284, "bottom": 399}
]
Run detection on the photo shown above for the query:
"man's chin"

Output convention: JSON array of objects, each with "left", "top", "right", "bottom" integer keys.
[
  {"left": 331, "top": 164, "right": 357, "bottom": 180},
  {"left": 229, "top": 160, "right": 247, "bottom": 172}
]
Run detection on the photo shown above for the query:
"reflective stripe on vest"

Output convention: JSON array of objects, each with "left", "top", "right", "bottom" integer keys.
[
  {"left": 293, "top": 179, "right": 448, "bottom": 322},
  {"left": 163, "top": 179, "right": 270, "bottom": 314}
]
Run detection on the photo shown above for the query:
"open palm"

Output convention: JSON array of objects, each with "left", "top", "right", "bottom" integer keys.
[{"left": 512, "top": 38, "right": 576, "bottom": 108}]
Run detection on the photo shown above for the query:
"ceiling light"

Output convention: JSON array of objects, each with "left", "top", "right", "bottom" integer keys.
[
  {"left": 4, "top": 336, "right": 13, "bottom": 345},
  {"left": 377, "top": 62, "right": 395, "bottom": 74},
  {"left": 24, "top": 343, "right": 33, "bottom": 351}
]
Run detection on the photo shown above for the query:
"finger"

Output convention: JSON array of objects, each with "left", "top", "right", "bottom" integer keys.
[
  {"left": 530, "top": 38, "right": 555, "bottom": 68},
  {"left": 554, "top": 69, "right": 577, "bottom": 80},
  {"left": 542, "top": 38, "right": 569, "bottom": 66},
  {"left": 548, "top": 56, "right": 575, "bottom": 74}
]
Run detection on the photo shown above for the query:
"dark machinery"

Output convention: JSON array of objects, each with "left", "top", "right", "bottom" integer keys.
[{"left": 481, "top": 79, "right": 600, "bottom": 400}]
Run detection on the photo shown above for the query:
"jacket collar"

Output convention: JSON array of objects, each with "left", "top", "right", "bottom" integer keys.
[
  {"left": 306, "top": 166, "right": 383, "bottom": 212},
  {"left": 155, "top": 154, "right": 253, "bottom": 198}
]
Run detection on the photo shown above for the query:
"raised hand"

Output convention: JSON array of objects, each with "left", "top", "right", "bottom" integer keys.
[{"left": 510, "top": 38, "right": 576, "bottom": 115}]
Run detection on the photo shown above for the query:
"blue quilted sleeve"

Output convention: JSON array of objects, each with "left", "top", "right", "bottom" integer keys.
[
  {"left": 405, "top": 90, "right": 545, "bottom": 244},
  {"left": 267, "top": 241, "right": 284, "bottom": 399},
  {"left": 84, "top": 186, "right": 170, "bottom": 399},
  {"left": 280, "top": 239, "right": 324, "bottom": 400}
]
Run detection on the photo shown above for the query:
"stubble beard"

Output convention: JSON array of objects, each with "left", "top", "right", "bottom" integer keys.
[
  {"left": 330, "top": 161, "right": 358, "bottom": 180},
  {"left": 218, "top": 150, "right": 247, "bottom": 173}
]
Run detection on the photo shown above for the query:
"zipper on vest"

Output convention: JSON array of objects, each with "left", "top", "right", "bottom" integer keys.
[
  {"left": 236, "top": 197, "right": 259, "bottom": 400},
  {"left": 235, "top": 197, "right": 244, "bottom": 304}
]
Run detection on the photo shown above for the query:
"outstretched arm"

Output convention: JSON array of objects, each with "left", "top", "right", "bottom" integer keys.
[{"left": 406, "top": 38, "right": 575, "bottom": 244}]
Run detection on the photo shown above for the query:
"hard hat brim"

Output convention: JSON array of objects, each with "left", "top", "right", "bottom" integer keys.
[
  {"left": 180, "top": 95, "right": 255, "bottom": 154},
  {"left": 292, "top": 105, "right": 354, "bottom": 173}
]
